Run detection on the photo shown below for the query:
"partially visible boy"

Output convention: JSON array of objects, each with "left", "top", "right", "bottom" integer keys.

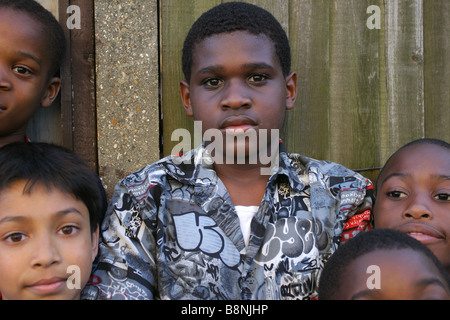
[
  {"left": 83, "top": 2, "right": 373, "bottom": 300},
  {"left": 318, "top": 228, "right": 450, "bottom": 300},
  {"left": 0, "top": 142, "right": 103, "bottom": 300},
  {"left": 0, "top": 0, "right": 65, "bottom": 147},
  {"left": 374, "top": 138, "right": 450, "bottom": 274}
]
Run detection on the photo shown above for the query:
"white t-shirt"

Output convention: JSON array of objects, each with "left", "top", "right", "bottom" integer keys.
[{"left": 235, "top": 205, "right": 259, "bottom": 248}]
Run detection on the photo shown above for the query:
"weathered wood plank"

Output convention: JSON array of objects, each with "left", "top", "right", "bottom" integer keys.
[
  {"left": 329, "top": 0, "right": 382, "bottom": 170},
  {"left": 382, "top": 0, "right": 425, "bottom": 162},
  {"left": 424, "top": 0, "right": 450, "bottom": 142},
  {"left": 284, "top": 0, "right": 330, "bottom": 160}
]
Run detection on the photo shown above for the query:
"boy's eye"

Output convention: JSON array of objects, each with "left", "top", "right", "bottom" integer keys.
[
  {"left": 13, "top": 66, "right": 33, "bottom": 75},
  {"left": 386, "top": 190, "right": 407, "bottom": 199},
  {"left": 59, "top": 226, "right": 78, "bottom": 236},
  {"left": 434, "top": 193, "right": 450, "bottom": 201},
  {"left": 5, "top": 232, "right": 27, "bottom": 243},
  {"left": 248, "top": 73, "right": 268, "bottom": 83},
  {"left": 203, "top": 78, "right": 223, "bottom": 88}
]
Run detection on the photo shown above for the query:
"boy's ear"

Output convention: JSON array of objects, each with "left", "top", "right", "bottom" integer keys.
[
  {"left": 179, "top": 80, "right": 194, "bottom": 117},
  {"left": 40, "top": 77, "right": 61, "bottom": 108},
  {"left": 91, "top": 225, "right": 99, "bottom": 262},
  {"left": 285, "top": 72, "right": 297, "bottom": 110}
]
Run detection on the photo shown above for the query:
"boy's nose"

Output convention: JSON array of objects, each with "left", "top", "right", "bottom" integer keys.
[
  {"left": 30, "top": 235, "right": 62, "bottom": 268},
  {"left": 220, "top": 80, "right": 251, "bottom": 110},
  {"left": 0, "top": 68, "right": 12, "bottom": 91},
  {"left": 402, "top": 195, "right": 433, "bottom": 220}
]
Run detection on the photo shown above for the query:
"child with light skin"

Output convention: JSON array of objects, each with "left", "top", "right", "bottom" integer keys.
[
  {"left": 0, "top": 142, "right": 103, "bottom": 300},
  {"left": 374, "top": 138, "right": 450, "bottom": 274},
  {"left": 0, "top": 0, "right": 65, "bottom": 147},
  {"left": 318, "top": 228, "right": 450, "bottom": 300}
]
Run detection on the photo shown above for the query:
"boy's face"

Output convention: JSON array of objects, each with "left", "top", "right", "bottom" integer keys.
[
  {"left": 180, "top": 31, "right": 297, "bottom": 159},
  {"left": 374, "top": 144, "right": 450, "bottom": 272},
  {"left": 0, "top": 181, "right": 98, "bottom": 300},
  {"left": 336, "top": 248, "right": 450, "bottom": 300},
  {"left": 0, "top": 9, "right": 61, "bottom": 139}
]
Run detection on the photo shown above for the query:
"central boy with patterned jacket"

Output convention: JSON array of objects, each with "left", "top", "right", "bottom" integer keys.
[{"left": 83, "top": 2, "right": 373, "bottom": 300}]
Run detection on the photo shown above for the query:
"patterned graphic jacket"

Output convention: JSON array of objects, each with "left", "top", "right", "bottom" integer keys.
[{"left": 82, "top": 143, "right": 373, "bottom": 300}]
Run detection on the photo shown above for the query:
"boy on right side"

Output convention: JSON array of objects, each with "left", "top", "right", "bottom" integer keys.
[{"left": 374, "top": 138, "right": 450, "bottom": 274}]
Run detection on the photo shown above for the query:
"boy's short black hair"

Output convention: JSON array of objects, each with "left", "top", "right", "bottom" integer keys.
[
  {"left": 0, "top": 142, "right": 104, "bottom": 233},
  {"left": 375, "top": 138, "right": 450, "bottom": 193},
  {"left": 0, "top": 0, "right": 66, "bottom": 77},
  {"left": 318, "top": 228, "right": 450, "bottom": 300},
  {"left": 182, "top": 1, "right": 291, "bottom": 83}
]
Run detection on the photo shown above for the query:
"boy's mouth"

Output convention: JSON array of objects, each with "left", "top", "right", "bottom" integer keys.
[
  {"left": 26, "top": 277, "right": 67, "bottom": 296},
  {"left": 396, "top": 223, "right": 445, "bottom": 245},
  {"left": 220, "top": 115, "right": 257, "bottom": 133}
]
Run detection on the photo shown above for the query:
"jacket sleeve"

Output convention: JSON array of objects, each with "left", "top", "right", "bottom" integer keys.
[
  {"left": 81, "top": 181, "right": 159, "bottom": 300},
  {"left": 339, "top": 178, "right": 374, "bottom": 243}
]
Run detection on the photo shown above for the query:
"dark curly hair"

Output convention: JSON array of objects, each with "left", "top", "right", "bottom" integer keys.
[
  {"left": 0, "top": 0, "right": 66, "bottom": 77},
  {"left": 318, "top": 228, "right": 450, "bottom": 300},
  {"left": 182, "top": 2, "right": 291, "bottom": 83}
]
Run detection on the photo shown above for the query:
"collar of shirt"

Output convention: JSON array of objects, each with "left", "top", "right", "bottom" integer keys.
[{"left": 163, "top": 142, "right": 305, "bottom": 199}]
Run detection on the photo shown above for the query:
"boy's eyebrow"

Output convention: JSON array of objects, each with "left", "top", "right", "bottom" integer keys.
[
  {"left": 197, "top": 62, "right": 274, "bottom": 75},
  {"left": 0, "top": 215, "right": 27, "bottom": 226},
  {"left": 380, "top": 172, "right": 450, "bottom": 187},
  {"left": 0, "top": 208, "right": 84, "bottom": 226},
  {"left": 350, "top": 277, "right": 448, "bottom": 300},
  {"left": 56, "top": 208, "right": 84, "bottom": 217},
  {"left": 16, "top": 50, "right": 42, "bottom": 66},
  {"left": 380, "top": 172, "right": 410, "bottom": 185},
  {"left": 242, "top": 62, "right": 274, "bottom": 70},
  {"left": 415, "top": 277, "right": 448, "bottom": 291},
  {"left": 350, "top": 289, "right": 380, "bottom": 300},
  {"left": 432, "top": 174, "right": 450, "bottom": 181}
]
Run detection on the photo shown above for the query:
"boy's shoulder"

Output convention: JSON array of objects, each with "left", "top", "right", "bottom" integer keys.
[
  {"left": 287, "top": 152, "right": 366, "bottom": 179},
  {"left": 118, "top": 146, "right": 202, "bottom": 188},
  {"left": 285, "top": 151, "right": 372, "bottom": 194}
]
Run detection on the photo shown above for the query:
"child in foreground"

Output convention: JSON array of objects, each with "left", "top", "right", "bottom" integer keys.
[
  {"left": 0, "top": 0, "right": 65, "bottom": 147},
  {"left": 374, "top": 138, "right": 450, "bottom": 274},
  {"left": 318, "top": 228, "right": 450, "bottom": 300},
  {"left": 82, "top": 2, "right": 373, "bottom": 300},
  {"left": 0, "top": 142, "right": 103, "bottom": 300}
]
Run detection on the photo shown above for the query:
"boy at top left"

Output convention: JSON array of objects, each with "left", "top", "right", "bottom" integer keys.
[{"left": 0, "top": 0, "right": 65, "bottom": 147}]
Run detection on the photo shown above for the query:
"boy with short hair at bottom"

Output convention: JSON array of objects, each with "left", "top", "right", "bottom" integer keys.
[
  {"left": 374, "top": 138, "right": 450, "bottom": 274},
  {"left": 318, "top": 228, "right": 450, "bottom": 300},
  {"left": 0, "top": 0, "right": 65, "bottom": 147},
  {"left": 83, "top": 2, "right": 373, "bottom": 300},
  {"left": 0, "top": 142, "right": 103, "bottom": 300}
]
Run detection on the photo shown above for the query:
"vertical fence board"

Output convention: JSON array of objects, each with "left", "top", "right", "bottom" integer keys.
[
  {"left": 424, "top": 0, "right": 450, "bottom": 142},
  {"left": 383, "top": 0, "right": 425, "bottom": 161},
  {"left": 329, "top": 0, "right": 382, "bottom": 169},
  {"left": 284, "top": 0, "right": 330, "bottom": 161}
]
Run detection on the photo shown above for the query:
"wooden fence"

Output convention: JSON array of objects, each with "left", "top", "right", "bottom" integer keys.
[{"left": 161, "top": 0, "right": 450, "bottom": 182}]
